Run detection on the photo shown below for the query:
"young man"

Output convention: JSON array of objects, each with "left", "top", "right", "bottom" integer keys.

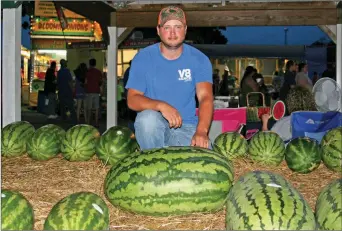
[
  {"left": 126, "top": 6, "right": 213, "bottom": 150},
  {"left": 85, "top": 58, "right": 102, "bottom": 127}
]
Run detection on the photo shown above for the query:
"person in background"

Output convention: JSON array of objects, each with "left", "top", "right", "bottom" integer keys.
[
  {"left": 74, "top": 63, "right": 88, "bottom": 123},
  {"left": 44, "top": 61, "right": 58, "bottom": 119},
  {"left": 126, "top": 6, "right": 213, "bottom": 150},
  {"left": 219, "top": 68, "right": 230, "bottom": 96},
  {"left": 123, "top": 60, "right": 132, "bottom": 98},
  {"left": 272, "top": 71, "right": 284, "bottom": 93},
  {"left": 117, "top": 78, "right": 125, "bottom": 118},
  {"left": 239, "top": 66, "right": 259, "bottom": 106},
  {"left": 279, "top": 60, "right": 296, "bottom": 102},
  {"left": 261, "top": 86, "right": 317, "bottom": 141},
  {"left": 312, "top": 71, "right": 319, "bottom": 86},
  {"left": 84, "top": 58, "right": 103, "bottom": 128},
  {"left": 295, "top": 63, "right": 312, "bottom": 91},
  {"left": 57, "top": 59, "right": 77, "bottom": 124},
  {"left": 212, "top": 68, "right": 220, "bottom": 95}
]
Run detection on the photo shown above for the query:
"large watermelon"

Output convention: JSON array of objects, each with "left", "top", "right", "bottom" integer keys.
[
  {"left": 321, "top": 127, "right": 342, "bottom": 172},
  {"left": 44, "top": 192, "right": 109, "bottom": 230},
  {"left": 105, "top": 146, "right": 234, "bottom": 216},
  {"left": 285, "top": 137, "right": 322, "bottom": 174},
  {"left": 1, "top": 189, "right": 34, "bottom": 230},
  {"left": 96, "top": 126, "right": 138, "bottom": 165},
  {"left": 248, "top": 131, "right": 285, "bottom": 166},
  {"left": 315, "top": 179, "right": 342, "bottom": 230},
  {"left": 27, "top": 124, "right": 65, "bottom": 161},
  {"left": 226, "top": 171, "right": 317, "bottom": 230},
  {"left": 1, "top": 121, "right": 35, "bottom": 157},
  {"left": 213, "top": 132, "right": 247, "bottom": 160},
  {"left": 61, "top": 124, "right": 100, "bottom": 161}
]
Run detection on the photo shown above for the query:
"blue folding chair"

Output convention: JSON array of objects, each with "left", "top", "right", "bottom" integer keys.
[{"left": 291, "top": 111, "right": 342, "bottom": 143}]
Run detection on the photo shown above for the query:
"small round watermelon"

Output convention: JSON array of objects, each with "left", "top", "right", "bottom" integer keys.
[
  {"left": 285, "top": 137, "right": 321, "bottom": 173},
  {"left": 315, "top": 179, "right": 342, "bottom": 230},
  {"left": 213, "top": 132, "right": 247, "bottom": 160},
  {"left": 44, "top": 192, "right": 109, "bottom": 230},
  {"left": 27, "top": 124, "right": 65, "bottom": 161},
  {"left": 1, "top": 121, "right": 35, "bottom": 157},
  {"left": 96, "top": 126, "right": 138, "bottom": 165},
  {"left": 321, "top": 127, "right": 342, "bottom": 173},
  {"left": 1, "top": 189, "right": 34, "bottom": 230},
  {"left": 248, "top": 131, "right": 285, "bottom": 166},
  {"left": 61, "top": 124, "right": 100, "bottom": 161}
]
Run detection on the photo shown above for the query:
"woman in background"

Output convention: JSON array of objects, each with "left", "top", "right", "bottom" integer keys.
[{"left": 74, "top": 63, "right": 88, "bottom": 123}]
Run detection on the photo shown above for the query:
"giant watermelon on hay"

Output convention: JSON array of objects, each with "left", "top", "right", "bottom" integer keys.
[
  {"left": 105, "top": 146, "right": 234, "bottom": 216},
  {"left": 61, "top": 124, "right": 100, "bottom": 161},
  {"left": 321, "top": 127, "right": 342, "bottom": 173},
  {"left": 248, "top": 131, "right": 285, "bottom": 166},
  {"left": 1, "top": 121, "right": 35, "bottom": 157},
  {"left": 213, "top": 132, "right": 247, "bottom": 160},
  {"left": 226, "top": 171, "right": 317, "bottom": 230},
  {"left": 44, "top": 192, "right": 109, "bottom": 230},
  {"left": 315, "top": 179, "right": 342, "bottom": 231},
  {"left": 1, "top": 189, "right": 34, "bottom": 230},
  {"left": 27, "top": 124, "right": 65, "bottom": 161},
  {"left": 285, "top": 137, "right": 322, "bottom": 174},
  {"left": 96, "top": 126, "right": 139, "bottom": 165}
]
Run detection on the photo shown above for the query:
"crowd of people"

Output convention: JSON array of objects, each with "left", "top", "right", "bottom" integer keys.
[{"left": 43, "top": 58, "right": 104, "bottom": 128}]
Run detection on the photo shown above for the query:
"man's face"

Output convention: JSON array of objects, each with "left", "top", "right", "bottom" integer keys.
[{"left": 157, "top": 19, "right": 187, "bottom": 49}]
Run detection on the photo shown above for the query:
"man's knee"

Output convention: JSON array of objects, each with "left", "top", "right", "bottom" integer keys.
[{"left": 135, "top": 110, "right": 165, "bottom": 132}]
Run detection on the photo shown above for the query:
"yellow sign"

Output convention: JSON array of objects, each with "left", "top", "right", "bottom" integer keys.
[
  {"left": 32, "top": 19, "right": 93, "bottom": 36},
  {"left": 34, "top": 1, "right": 84, "bottom": 18}
]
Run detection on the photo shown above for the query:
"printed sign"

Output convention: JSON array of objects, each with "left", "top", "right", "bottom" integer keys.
[
  {"left": 32, "top": 18, "right": 94, "bottom": 36},
  {"left": 34, "top": 1, "right": 84, "bottom": 18}
]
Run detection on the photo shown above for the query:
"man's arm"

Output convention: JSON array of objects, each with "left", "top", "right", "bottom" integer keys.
[
  {"left": 191, "top": 82, "right": 213, "bottom": 148},
  {"left": 127, "top": 89, "right": 182, "bottom": 128}
]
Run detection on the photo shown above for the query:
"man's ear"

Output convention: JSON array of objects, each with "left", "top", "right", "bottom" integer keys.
[{"left": 156, "top": 26, "right": 160, "bottom": 36}]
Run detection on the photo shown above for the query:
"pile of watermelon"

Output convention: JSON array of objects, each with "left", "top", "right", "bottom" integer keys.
[
  {"left": 1, "top": 120, "right": 341, "bottom": 230},
  {"left": 1, "top": 121, "right": 139, "bottom": 164}
]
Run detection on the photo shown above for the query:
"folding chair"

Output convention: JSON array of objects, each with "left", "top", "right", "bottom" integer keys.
[{"left": 291, "top": 111, "right": 342, "bottom": 143}]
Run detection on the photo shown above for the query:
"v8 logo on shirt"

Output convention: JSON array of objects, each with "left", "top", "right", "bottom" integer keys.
[{"left": 178, "top": 69, "right": 192, "bottom": 82}]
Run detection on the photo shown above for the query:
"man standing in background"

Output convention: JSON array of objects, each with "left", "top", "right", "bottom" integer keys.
[
  {"left": 57, "top": 59, "right": 77, "bottom": 124},
  {"left": 44, "top": 61, "right": 58, "bottom": 119},
  {"left": 85, "top": 58, "right": 102, "bottom": 127}
]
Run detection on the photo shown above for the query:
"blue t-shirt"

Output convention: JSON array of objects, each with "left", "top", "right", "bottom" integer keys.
[
  {"left": 57, "top": 67, "right": 73, "bottom": 97},
  {"left": 126, "top": 43, "right": 212, "bottom": 125}
]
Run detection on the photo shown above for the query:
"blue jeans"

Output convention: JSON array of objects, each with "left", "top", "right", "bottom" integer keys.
[{"left": 134, "top": 110, "right": 197, "bottom": 150}]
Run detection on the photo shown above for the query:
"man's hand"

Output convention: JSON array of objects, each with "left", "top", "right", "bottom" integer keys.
[
  {"left": 191, "top": 130, "right": 210, "bottom": 149},
  {"left": 157, "top": 102, "right": 182, "bottom": 128}
]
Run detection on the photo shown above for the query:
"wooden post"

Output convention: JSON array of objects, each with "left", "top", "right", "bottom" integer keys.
[
  {"left": 2, "top": 6, "right": 22, "bottom": 127},
  {"left": 107, "top": 12, "right": 118, "bottom": 128}
]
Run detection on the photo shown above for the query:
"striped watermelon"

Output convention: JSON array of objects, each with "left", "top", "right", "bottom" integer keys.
[
  {"left": 321, "top": 127, "right": 342, "bottom": 173},
  {"left": 285, "top": 137, "right": 321, "bottom": 174},
  {"left": 27, "top": 124, "right": 65, "bottom": 161},
  {"left": 1, "top": 189, "right": 34, "bottom": 230},
  {"left": 105, "top": 146, "right": 234, "bottom": 216},
  {"left": 44, "top": 192, "right": 109, "bottom": 230},
  {"left": 213, "top": 132, "right": 247, "bottom": 160},
  {"left": 248, "top": 131, "right": 285, "bottom": 166},
  {"left": 96, "top": 126, "right": 138, "bottom": 165},
  {"left": 315, "top": 179, "right": 342, "bottom": 230},
  {"left": 61, "top": 124, "right": 100, "bottom": 161},
  {"left": 1, "top": 121, "right": 35, "bottom": 157},
  {"left": 226, "top": 171, "right": 316, "bottom": 230}
]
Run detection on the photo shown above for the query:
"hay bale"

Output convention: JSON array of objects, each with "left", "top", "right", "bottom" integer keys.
[{"left": 1, "top": 155, "right": 340, "bottom": 230}]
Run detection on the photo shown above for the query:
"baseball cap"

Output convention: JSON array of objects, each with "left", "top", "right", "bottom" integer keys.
[{"left": 158, "top": 6, "right": 186, "bottom": 26}]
